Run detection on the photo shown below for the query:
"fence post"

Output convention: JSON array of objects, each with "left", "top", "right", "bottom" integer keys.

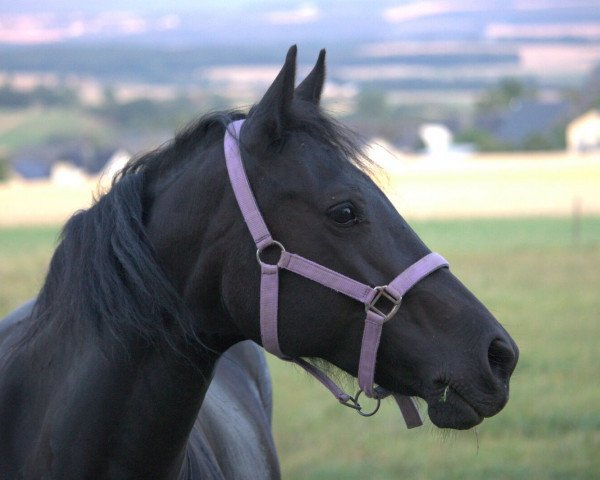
[{"left": 572, "top": 196, "right": 582, "bottom": 246}]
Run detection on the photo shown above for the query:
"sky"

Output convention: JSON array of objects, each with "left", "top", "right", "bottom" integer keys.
[
  {"left": 2, "top": 1, "right": 600, "bottom": 47},
  {"left": 2, "top": 0, "right": 351, "bottom": 14}
]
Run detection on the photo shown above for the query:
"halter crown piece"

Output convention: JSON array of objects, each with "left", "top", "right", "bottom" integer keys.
[{"left": 224, "top": 120, "right": 449, "bottom": 428}]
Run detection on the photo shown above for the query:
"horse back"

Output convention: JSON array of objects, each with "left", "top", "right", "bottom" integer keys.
[
  {"left": 185, "top": 341, "right": 280, "bottom": 479},
  {"left": 0, "top": 299, "right": 35, "bottom": 347}
]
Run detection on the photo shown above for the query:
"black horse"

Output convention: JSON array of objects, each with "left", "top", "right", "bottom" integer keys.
[{"left": 0, "top": 46, "right": 518, "bottom": 479}]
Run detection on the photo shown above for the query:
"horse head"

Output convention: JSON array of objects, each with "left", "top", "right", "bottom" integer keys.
[{"left": 146, "top": 46, "right": 518, "bottom": 430}]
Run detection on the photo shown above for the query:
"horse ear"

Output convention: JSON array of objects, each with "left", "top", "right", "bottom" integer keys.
[
  {"left": 245, "top": 45, "right": 297, "bottom": 140},
  {"left": 295, "top": 49, "right": 326, "bottom": 105}
]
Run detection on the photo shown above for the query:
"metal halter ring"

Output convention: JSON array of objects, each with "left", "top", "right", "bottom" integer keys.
[
  {"left": 256, "top": 240, "right": 286, "bottom": 266},
  {"left": 340, "top": 389, "right": 382, "bottom": 417}
]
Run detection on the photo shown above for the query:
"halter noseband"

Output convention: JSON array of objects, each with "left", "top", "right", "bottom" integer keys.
[{"left": 224, "top": 120, "right": 449, "bottom": 428}]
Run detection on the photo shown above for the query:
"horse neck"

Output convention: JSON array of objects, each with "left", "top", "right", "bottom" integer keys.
[
  {"left": 13, "top": 148, "right": 236, "bottom": 476},
  {"left": 25, "top": 136, "right": 248, "bottom": 477},
  {"left": 51, "top": 140, "right": 243, "bottom": 477},
  {"left": 76, "top": 139, "right": 243, "bottom": 477}
]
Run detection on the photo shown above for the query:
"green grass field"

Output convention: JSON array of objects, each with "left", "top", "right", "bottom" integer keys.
[
  {"left": 0, "top": 107, "right": 114, "bottom": 153},
  {"left": 1, "top": 217, "right": 599, "bottom": 479}
]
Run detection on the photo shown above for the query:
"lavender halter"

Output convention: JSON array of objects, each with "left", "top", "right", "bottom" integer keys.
[{"left": 224, "top": 120, "right": 449, "bottom": 428}]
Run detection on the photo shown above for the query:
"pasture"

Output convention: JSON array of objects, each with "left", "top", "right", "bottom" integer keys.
[
  {"left": 2, "top": 151, "right": 600, "bottom": 227},
  {"left": 1, "top": 217, "right": 598, "bottom": 479}
]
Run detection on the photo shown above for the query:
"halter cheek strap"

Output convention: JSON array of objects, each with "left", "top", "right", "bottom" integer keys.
[{"left": 224, "top": 119, "right": 449, "bottom": 428}]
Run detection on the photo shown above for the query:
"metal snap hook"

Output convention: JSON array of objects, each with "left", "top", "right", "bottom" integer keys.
[
  {"left": 340, "top": 389, "right": 381, "bottom": 417},
  {"left": 354, "top": 389, "right": 381, "bottom": 417}
]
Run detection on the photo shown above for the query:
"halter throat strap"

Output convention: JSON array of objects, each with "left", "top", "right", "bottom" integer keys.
[{"left": 224, "top": 119, "right": 449, "bottom": 428}]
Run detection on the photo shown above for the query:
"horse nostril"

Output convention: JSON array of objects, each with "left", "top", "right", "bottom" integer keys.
[{"left": 487, "top": 338, "right": 517, "bottom": 383}]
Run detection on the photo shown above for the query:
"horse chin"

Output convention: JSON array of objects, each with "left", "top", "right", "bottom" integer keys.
[{"left": 425, "top": 387, "right": 484, "bottom": 430}]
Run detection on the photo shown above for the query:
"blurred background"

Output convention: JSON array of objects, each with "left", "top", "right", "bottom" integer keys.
[{"left": 0, "top": 1, "right": 598, "bottom": 478}]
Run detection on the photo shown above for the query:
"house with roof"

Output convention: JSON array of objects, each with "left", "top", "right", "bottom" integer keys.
[
  {"left": 490, "top": 100, "right": 569, "bottom": 149},
  {"left": 566, "top": 109, "right": 600, "bottom": 152}
]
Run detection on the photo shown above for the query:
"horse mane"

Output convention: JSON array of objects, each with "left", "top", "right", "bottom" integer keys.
[
  {"left": 20, "top": 104, "right": 371, "bottom": 363},
  {"left": 21, "top": 111, "right": 243, "bottom": 360},
  {"left": 115, "top": 110, "right": 246, "bottom": 186},
  {"left": 27, "top": 172, "right": 199, "bottom": 360}
]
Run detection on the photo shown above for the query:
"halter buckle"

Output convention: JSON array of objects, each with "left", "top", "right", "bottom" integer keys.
[{"left": 366, "top": 286, "right": 401, "bottom": 321}]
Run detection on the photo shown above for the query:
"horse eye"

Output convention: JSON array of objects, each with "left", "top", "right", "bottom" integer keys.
[{"left": 328, "top": 202, "right": 358, "bottom": 225}]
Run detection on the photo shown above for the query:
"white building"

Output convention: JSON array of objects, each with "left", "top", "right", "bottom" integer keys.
[
  {"left": 419, "top": 123, "right": 453, "bottom": 156},
  {"left": 566, "top": 109, "right": 600, "bottom": 152}
]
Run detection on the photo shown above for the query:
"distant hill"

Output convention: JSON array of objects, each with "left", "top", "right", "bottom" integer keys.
[
  {"left": 1, "top": 1, "right": 599, "bottom": 91},
  {"left": 1, "top": 1, "right": 599, "bottom": 154}
]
